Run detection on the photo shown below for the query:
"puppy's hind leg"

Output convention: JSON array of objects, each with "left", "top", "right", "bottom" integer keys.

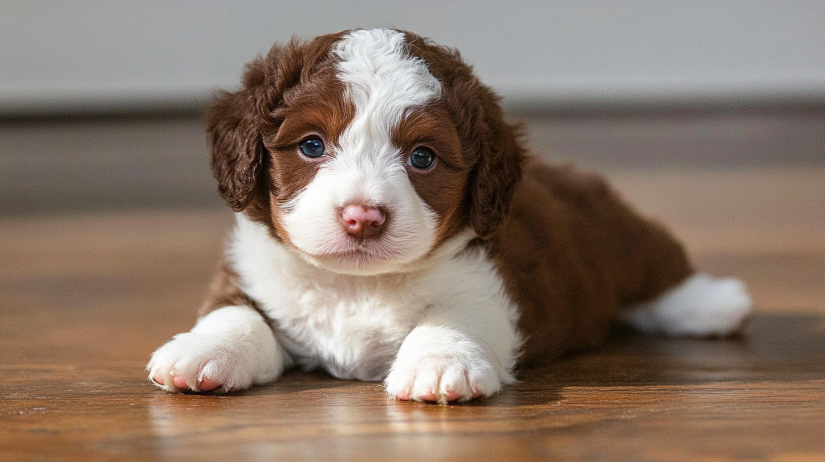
[{"left": 619, "top": 273, "right": 752, "bottom": 337}]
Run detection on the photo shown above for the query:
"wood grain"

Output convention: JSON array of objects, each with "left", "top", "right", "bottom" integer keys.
[{"left": 1, "top": 168, "right": 824, "bottom": 461}]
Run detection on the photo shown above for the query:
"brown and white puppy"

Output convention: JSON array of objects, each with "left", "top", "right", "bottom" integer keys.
[{"left": 148, "top": 28, "right": 752, "bottom": 403}]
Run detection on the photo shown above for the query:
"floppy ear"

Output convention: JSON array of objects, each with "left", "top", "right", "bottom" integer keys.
[
  {"left": 206, "top": 33, "right": 348, "bottom": 212},
  {"left": 206, "top": 56, "right": 271, "bottom": 212},
  {"left": 466, "top": 89, "right": 526, "bottom": 239},
  {"left": 404, "top": 33, "right": 526, "bottom": 239}
]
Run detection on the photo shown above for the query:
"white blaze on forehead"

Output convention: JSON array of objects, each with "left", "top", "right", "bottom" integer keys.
[
  {"left": 280, "top": 29, "right": 445, "bottom": 275},
  {"left": 333, "top": 29, "right": 442, "bottom": 153}
]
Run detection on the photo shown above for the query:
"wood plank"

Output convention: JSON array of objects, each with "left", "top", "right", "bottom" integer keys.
[{"left": 1, "top": 168, "right": 823, "bottom": 461}]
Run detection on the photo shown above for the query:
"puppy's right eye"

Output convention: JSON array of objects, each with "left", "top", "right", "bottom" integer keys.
[
  {"left": 408, "top": 147, "right": 436, "bottom": 170},
  {"left": 299, "top": 137, "right": 326, "bottom": 158}
]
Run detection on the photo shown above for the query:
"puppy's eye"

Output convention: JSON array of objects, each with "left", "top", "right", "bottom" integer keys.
[
  {"left": 299, "top": 137, "right": 326, "bottom": 158},
  {"left": 408, "top": 147, "right": 436, "bottom": 170}
]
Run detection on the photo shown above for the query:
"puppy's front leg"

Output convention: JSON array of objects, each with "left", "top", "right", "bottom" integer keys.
[
  {"left": 147, "top": 306, "right": 286, "bottom": 393},
  {"left": 385, "top": 301, "right": 519, "bottom": 404}
]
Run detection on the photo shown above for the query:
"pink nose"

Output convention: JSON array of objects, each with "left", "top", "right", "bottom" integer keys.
[{"left": 341, "top": 204, "right": 386, "bottom": 239}]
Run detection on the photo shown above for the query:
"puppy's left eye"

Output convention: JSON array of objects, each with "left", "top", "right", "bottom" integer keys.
[
  {"left": 408, "top": 147, "right": 436, "bottom": 170},
  {"left": 299, "top": 137, "right": 326, "bottom": 158}
]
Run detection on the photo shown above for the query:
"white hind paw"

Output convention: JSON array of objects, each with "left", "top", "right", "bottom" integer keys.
[{"left": 620, "top": 273, "right": 752, "bottom": 337}]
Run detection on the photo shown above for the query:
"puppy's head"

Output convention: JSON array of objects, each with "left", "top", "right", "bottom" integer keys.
[{"left": 208, "top": 29, "right": 524, "bottom": 275}]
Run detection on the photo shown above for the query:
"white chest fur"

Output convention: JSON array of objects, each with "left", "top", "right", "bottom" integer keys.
[{"left": 228, "top": 214, "right": 517, "bottom": 382}]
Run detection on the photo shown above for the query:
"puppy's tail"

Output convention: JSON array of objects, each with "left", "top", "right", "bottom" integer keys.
[{"left": 619, "top": 273, "right": 752, "bottom": 337}]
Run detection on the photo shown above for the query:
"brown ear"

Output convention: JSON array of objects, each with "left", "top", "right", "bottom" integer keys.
[
  {"left": 403, "top": 32, "right": 526, "bottom": 239},
  {"left": 206, "top": 33, "right": 349, "bottom": 212},
  {"left": 206, "top": 55, "right": 271, "bottom": 212},
  {"left": 466, "top": 90, "right": 526, "bottom": 239}
]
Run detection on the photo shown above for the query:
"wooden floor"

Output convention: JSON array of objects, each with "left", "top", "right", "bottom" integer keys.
[{"left": 1, "top": 167, "right": 824, "bottom": 461}]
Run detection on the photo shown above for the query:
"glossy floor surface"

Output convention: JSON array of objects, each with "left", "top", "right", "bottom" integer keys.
[{"left": 2, "top": 164, "right": 824, "bottom": 461}]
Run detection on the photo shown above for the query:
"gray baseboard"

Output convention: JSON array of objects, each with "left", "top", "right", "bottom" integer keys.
[{"left": 1, "top": 106, "right": 823, "bottom": 216}]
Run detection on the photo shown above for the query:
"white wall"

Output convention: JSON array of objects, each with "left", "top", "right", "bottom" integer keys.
[{"left": 2, "top": 0, "right": 825, "bottom": 115}]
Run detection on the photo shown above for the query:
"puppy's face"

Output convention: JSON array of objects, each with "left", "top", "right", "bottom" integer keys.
[{"left": 209, "top": 29, "right": 523, "bottom": 275}]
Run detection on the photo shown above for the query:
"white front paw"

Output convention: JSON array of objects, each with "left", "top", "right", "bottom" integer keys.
[
  {"left": 146, "top": 306, "right": 283, "bottom": 393},
  {"left": 384, "top": 326, "right": 507, "bottom": 404}
]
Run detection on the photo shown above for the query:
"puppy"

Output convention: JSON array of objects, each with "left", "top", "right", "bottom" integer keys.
[{"left": 148, "top": 28, "right": 752, "bottom": 403}]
